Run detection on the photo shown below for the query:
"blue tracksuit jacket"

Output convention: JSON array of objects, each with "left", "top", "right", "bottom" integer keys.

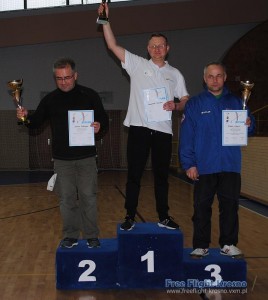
[{"left": 179, "top": 87, "right": 255, "bottom": 175}]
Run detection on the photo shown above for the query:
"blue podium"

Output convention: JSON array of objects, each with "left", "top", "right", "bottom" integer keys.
[
  {"left": 55, "top": 223, "right": 247, "bottom": 290},
  {"left": 182, "top": 248, "right": 247, "bottom": 290},
  {"left": 56, "top": 239, "right": 118, "bottom": 289},
  {"left": 117, "top": 222, "right": 184, "bottom": 288}
]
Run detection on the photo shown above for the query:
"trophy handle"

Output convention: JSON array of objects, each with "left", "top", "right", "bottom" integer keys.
[
  {"left": 241, "top": 81, "right": 254, "bottom": 110},
  {"left": 14, "top": 98, "right": 25, "bottom": 122},
  {"left": 13, "top": 90, "right": 22, "bottom": 107}
]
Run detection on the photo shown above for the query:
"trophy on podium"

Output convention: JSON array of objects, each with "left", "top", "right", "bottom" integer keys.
[
  {"left": 240, "top": 80, "right": 254, "bottom": 110},
  {"left": 7, "top": 79, "right": 25, "bottom": 122},
  {"left": 97, "top": 0, "right": 109, "bottom": 25}
]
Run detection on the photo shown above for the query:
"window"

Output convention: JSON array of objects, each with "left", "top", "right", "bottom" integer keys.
[
  {"left": 0, "top": 0, "right": 24, "bottom": 11},
  {"left": 0, "top": 0, "right": 132, "bottom": 12},
  {"left": 27, "top": 0, "right": 66, "bottom": 9}
]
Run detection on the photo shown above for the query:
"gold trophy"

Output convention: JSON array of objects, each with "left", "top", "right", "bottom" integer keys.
[
  {"left": 240, "top": 80, "right": 254, "bottom": 110},
  {"left": 7, "top": 79, "right": 25, "bottom": 122},
  {"left": 97, "top": 0, "right": 109, "bottom": 25}
]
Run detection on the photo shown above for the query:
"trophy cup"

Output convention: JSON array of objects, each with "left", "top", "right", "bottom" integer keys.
[
  {"left": 240, "top": 80, "right": 254, "bottom": 110},
  {"left": 7, "top": 79, "right": 25, "bottom": 122},
  {"left": 97, "top": 0, "right": 109, "bottom": 25}
]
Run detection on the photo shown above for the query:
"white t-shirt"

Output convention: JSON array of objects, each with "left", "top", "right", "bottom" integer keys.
[{"left": 122, "top": 50, "right": 188, "bottom": 134}]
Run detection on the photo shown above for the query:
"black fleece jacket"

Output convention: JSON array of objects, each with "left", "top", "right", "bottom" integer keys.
[{"left": 27, "top": 84, "right": 109, "bottom": 160}]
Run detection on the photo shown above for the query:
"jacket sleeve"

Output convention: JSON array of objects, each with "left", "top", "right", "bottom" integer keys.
[
  {"left": 25, "top": 96, "right": 50, "bottom": 129},
  {"left": 178, "top": 101, "right": 197, "bottom": 170}
]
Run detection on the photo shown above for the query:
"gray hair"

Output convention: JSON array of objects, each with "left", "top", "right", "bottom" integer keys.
[
  {"left": 204, "top": 61, "right": 226, "bottom": 75},
  {"left": 53, "top": 57, "right": 76, "bottom": 73}
]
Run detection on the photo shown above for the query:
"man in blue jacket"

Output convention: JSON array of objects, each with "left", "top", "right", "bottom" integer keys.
[{"left": 179, "top": 62, "right": 255, "bottom": 258}]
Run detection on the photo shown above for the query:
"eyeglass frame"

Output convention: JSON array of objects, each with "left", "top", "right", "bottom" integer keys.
[
  {"left": 148, "top": 44, "right": 167, "bottom": 50},
  {"left": 55, "top": 74, "right": 75, "bottom": 82}
]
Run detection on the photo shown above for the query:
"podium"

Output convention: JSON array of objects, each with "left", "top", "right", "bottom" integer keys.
[
  {"left": 183, "top": 248, "right": 247, "bottom": 290},
  {"left": 56, "top": 239, "right": 118, "bottom": 289},
  {"left": 55, "top": 223, "right": 247, "bottom": 290},
  {"left": 117, "top": 223, "right": 184, "bottom": 288}
]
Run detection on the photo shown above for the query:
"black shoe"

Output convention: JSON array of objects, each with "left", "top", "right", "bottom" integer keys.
[
  {"left": 87, "top": 238, "right": 101, "bottom": 248},
  {"left": 60, "top": 238, "right": 78, "bottom": 248},
  {"left": 158, "top": 216, "right": 180, "bottom": 230},
  {"left": 120, "top": 215, "right": 135, "bottom": 231}
]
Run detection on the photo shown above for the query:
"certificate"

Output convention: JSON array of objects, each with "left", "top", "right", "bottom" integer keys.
[
  {"left": 68, "top": 110, "right": 95, "bottom": 146},
  {"left": 222, "top": 110, "right": 248, "bottom": 146},
  {"left": 143, "top": 87, "right": 171, "bottom": 122}
]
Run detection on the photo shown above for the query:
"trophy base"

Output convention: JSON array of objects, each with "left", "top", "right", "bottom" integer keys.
[{"left": 96, "top": 17, "right": 109, "bottom": 25}]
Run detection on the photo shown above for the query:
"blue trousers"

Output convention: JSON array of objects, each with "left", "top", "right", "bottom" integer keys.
[
  {"left": 54, "top": 156, "right": 99, "bottom": 239},
  {"left": 192, "top": 172, "right": 241, "bottom": 249},
  {"left": 125, "top": 126, "right": 172, "bottom": 221}
]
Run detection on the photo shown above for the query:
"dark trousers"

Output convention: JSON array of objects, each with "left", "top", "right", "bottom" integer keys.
[
  {"left": 125, "top": 126, "right": 172, "bottom": 221},
  {"left": 54, "top": 157, "right": 99, "bottom": 239},
  {"left": 192, "top": 172, "right": 241, "bottom": 249}
]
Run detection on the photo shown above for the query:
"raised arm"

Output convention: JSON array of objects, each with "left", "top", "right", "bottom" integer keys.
[{"left": 98, "top": 2, "right": 125, "bottom": 63}]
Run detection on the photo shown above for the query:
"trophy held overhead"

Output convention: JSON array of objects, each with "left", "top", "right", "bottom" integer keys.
[{"left": 96, "top": 0, "right": 109, "bottom": 25}]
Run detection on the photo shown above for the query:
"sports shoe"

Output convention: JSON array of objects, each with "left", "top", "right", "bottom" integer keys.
[
  {"left": 60, "top": 238, "right": 78, "bottom": 248},
  {"left": 158, "top": 216, "right": 180, "bottom": 230},
  {"left": 120, "top": 216, "right": 135, "bottom": 231},
  {"left": 220, "top": 245, "right": 243, "bottom": 257},
  {"left": 190, "top": 248, "right": 209, "bottom": 257},
  {"left": 87, "top": 238, "right": 101, "bottom": 248}
]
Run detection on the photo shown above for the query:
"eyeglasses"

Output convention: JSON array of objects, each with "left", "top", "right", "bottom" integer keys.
[
  {"left": 55, "top": 74, "right": 75, "bottom": 82},
  {"left": 149, "top": 44, "right": 167, "bottom": 50}
]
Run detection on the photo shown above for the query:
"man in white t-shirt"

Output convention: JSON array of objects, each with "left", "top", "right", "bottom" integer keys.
[{"left": 98, "top": 2, "right": 189, "bottom": 231}]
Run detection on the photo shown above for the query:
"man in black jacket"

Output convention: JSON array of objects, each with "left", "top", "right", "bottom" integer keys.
[{"left": 17, "top": 57, "right": 109, "bottom": 249}]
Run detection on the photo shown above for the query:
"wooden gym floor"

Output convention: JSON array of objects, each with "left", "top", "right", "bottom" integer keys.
[{"left": 0, "top": 170, "right": 267, "bottom": 300}]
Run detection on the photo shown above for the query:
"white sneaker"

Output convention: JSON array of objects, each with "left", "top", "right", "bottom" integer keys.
[
  {"left": 190, "top": 248, "right": 209, "bottom": 257},
  {"left": 220, "top": 245, "right": 243, "bottom": 257}
]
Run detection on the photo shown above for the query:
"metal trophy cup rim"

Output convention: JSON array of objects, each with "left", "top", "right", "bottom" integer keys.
[
  {"left": 7, "top": 79, "right": 23, "bottom": 91},
  {"left": 241, "top": 80, "right": 254, "bottom": 90},
  {"left": 7, "top": 79, "right": 23, "bottom": 105}
]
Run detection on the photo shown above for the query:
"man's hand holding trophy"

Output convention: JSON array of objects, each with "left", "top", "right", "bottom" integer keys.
[{"left": 97, "top": 0, "right": 109, "bottom": 25}]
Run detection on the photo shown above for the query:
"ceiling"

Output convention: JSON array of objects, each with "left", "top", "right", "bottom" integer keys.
[{"left": 0, "top": 0, "right": 268, "bottom": 48}]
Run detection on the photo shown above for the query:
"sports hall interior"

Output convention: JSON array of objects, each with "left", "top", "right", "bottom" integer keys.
[{"left": 0, "top": 0, "right": 267, "bottom": 299}]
